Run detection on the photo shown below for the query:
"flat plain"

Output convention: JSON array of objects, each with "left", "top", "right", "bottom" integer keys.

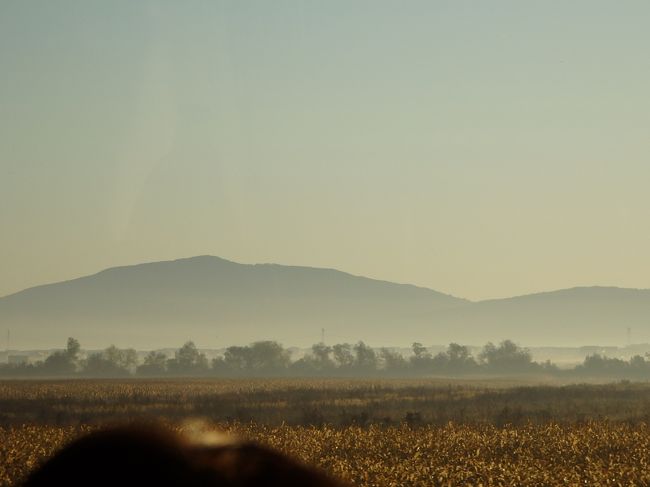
[{"left": 3, "top": 378, "right": 650, "bottom": 486}]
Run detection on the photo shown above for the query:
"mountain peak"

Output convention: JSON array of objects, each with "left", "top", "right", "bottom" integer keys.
[
  {"left": 0, "top": 256, "right": 465, "bottom": 349},
  {"left": 2, "top": 257, "right": 650, "bottom": 349}
]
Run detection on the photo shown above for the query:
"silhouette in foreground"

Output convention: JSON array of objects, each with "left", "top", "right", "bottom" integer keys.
[{"left": 23, "top": 425, "right": 345, "bottom": 487}]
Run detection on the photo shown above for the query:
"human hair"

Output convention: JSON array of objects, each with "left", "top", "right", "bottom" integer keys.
[{"left": 23, "top": 424, "right": 346, "bottom": 487}]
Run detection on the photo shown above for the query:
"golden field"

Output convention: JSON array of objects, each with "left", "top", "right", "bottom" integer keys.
[
  {"left": 2, "top": 379, "right": 650, "bottom": 486},
  {"left": 3, "top": 421, "right": 650, "bottom": 486}
]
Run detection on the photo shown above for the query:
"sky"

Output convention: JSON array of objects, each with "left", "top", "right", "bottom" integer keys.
[{"left": 1, "top": 1, "right": 650, "bottom": 302}]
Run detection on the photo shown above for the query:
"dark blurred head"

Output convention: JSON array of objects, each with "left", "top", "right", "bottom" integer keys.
[{"left": 23, "top": 424, "right": 345, "bottom": 487}]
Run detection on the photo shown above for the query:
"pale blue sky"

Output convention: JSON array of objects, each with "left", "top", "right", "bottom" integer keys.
[{"left": 1, "top": 1, "right": 649, "bottom": 300}]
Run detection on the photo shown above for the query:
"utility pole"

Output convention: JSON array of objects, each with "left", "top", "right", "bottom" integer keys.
[
  {"left": 321, "top": 328, "right": 325, "bottom": 344},
  {"left": 627, "top": 327, "right": 631, "bottom": 347}
]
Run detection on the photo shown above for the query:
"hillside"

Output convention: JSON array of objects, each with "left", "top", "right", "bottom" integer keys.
[
  {"left": 2, "top": 257, "right": 649, "bottom": 348},
  {"left": 0, "top": 256, "right": 467, "bottom": 348},
  {"left": 435, "top": 287, "right": 650, "bottom": 346}
]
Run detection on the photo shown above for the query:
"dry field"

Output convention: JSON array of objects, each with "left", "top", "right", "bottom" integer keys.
[
  {"left": 4, "top": 421, "right": 650, "bottom": 486},
  {"left": 2, "top": 379, "right": 650, "bottom": 486}
]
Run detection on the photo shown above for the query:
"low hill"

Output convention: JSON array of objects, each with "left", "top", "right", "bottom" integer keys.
[
  {"left": 2, "top": 257, "right": 648, "bottom": 348},
  {"left": 434, "top": 287, "right": 650, "bottom": 346},
  {"left": 0, "top": 256, "right": 467, "bottom": 348}
]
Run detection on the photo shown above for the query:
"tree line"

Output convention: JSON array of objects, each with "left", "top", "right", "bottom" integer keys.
[{"left": 2, "top": 337, "right": 650, "bottom": 378}]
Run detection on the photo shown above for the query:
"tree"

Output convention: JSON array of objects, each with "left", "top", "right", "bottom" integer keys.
[
  {"left": 380, "top": 348, "right": 407, "bottom": 373},
  {"left": 289, "top": 343, "right": 333, "bottom": 376},
  {"left": 353, "top": 341, "right": 378, "bottom": 372},
  {"left": 42, "top": 352, "right": 75, "bottom": 375},
  {"left": 332, "top": 343, "right": 354, "bottom": 369},
  {"left": 137, "top": 351, "right": 168, "bottom": 375},
  {"left": 310, "top": 343, "right": 335, "bottom": 370},
  {"left": 167, "top": 341, "right": 208, "bottom": 375},
  {"left": 104, "top": 345, "right": 137, "bottom": 370},
  {"left": 428, "top": 343, "right": 477, "bottom": 374},
  {"left": 82, "top": 345, "right": 137, "bottom": 377},
  {"left": 219, "top": 342, "right": 290, "bottom": 375},
  {"left": 66, "top": 337, "right": 81, "bottom": 362},
  {"left": 410, "top": 342, "right": 433, "bottom": 372},
  {"left": 479, "top": 340, "right": 532, "bottom": 373},
  {"left": 446, "top": 343, "right": 476, "bottom": 373},
  {"left": 578, "top": 354, "right": 628, "bottom": 377},
  {"left": 629, "top": 355, "right": 648, "bottom": 374},
  {"left": 41, "top": 337, "right": 80, "bottom": 375},
  {"left": 83, "top": 354, "right": 120, "bottom": 376},
  {"left": 249, "top": 341, "right": 291, "bottom": 372},
  {"left": 222, "top": 346, "right": 254, "bottom": 372},
  {"left": 412, "top": 342, "right": 430, "bottom": 360}
]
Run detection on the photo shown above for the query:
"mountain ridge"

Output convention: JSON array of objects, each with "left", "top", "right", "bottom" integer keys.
[
  {"left": 0, "top": 256, "right": 467, "bottom": 348},
  {"left": 1, "top": 256, "right": 649, "bottom": 348},
  {"left": 3, "top": 256, "right": 647, "bottom": 303},
  {"left": 0, "top": 255, "right": 466, "bottom": 302},
  {"left": 478, "top": 285, "right": 650, "bottom": 304}
]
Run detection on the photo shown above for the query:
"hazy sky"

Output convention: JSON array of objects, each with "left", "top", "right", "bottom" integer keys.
[{"left": 2, "top": 1, "right": 650, "bottom": 301}]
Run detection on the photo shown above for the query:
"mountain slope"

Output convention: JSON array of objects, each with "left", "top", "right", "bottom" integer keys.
[
  {"left": 2, "top": 257, "right": 649, "bottom": 349},
  {"left": 436, "top": 287, "right": 650, "bottom": 346},
  {"left": 0, "top": 256, "right": 467, "bottom": 348}
]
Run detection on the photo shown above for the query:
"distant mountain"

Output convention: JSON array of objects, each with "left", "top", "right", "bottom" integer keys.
[
  {"left": 0, "top": 256, "right": 467, "bottom": 349},
  {"left": 437, "top": 286, "right": 650, "bottom": 347},
  {"left": 1, "top": 256, "right": 649, "bottom": 349}
]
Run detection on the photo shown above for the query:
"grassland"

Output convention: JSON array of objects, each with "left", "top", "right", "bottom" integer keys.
[{"left": 3, "top": 378, "right": 650, "bottom": 485}]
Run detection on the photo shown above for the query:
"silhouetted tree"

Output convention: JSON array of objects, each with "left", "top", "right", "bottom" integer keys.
[
  {"left": 332, "top": 343, "right": 354, "bottom": 370},
  {"left": 217, "top": 341, "right": 290, "bottom": 375},
  {"left": 310, "top": 343, "right": 335, "bottom": 370},
  {"left": 221, "top": 345, "right": 254, "bottom": 372},
  {"left": 249, "top": 341, "right": 291, "bottom": 372},
  {"left": 19, "top": 335, "right": 650, "bottom": 379},
  {"left": 166, "top": 341, "right": 208, "bottom": 375},
  {"left": 445, "top": 343, "right": 477, "bottom": 373},
  {"left": 66, "top": 338, "right": 81, "bottom": 362},
  {"left": 41, "top": 337, "right": 81, "bottom": 375},
  {"left": 82, "top": 345, "right": 136, "bottom": 377},
  {"left": 428, "top": 343, "right": 477, "bottom": 374},
  {"left": 576, "top": 353, "right": 635, "bottom": 377},
  {"left": 290, "top": 342, "right": 335, "bottom": 375},
  {"left": 410, "top": 342, "right": 434, "bottom": 372},
  {"left": 630, "top": 355, "right": 648, "bottom": 373},
  {"left": 353, "top": 341, "right": 377, "bottom": 372},
  {"left": 136, "top": 351, "right": 168, "bottom": 376},
  {"left": 380, "top": 348, "right": 407, "bottom": 373},
  {"left": 479, "top": 340, "right": 533, "bottom": 373}
]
